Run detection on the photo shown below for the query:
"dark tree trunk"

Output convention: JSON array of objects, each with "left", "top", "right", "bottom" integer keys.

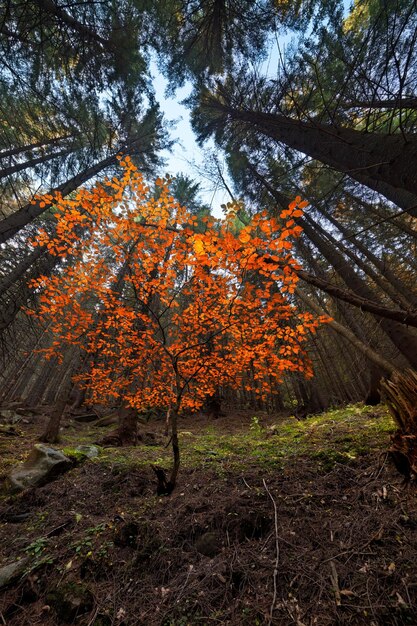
[
  {"left": 344, "top": 191, "right": 417, "bottom": 240},
  {"left": 151, "top": 408, "right": 180, "bottom": 496},
  {"left": 0, "top": 148, "right": 72, "bottom": 180},
  {"left": 209, "top": 101, "right": 417, "bottom": 211},
  {"left": 40, "top": 398, "right": 67, "bottom": 443},
  {"left": 295, "top": 289, "right": 396, "bottom": 375},
  {"left": 249, "top": 164, "right": 417, "bottom": 361},
  {"left": 0, "top": 152, "right": 117, "bottom": 243},
  {"left": 310, "top": 206, "right": 417, "bottom": 309},
  {"left": 0, "top": 247, "right": 44, "bottom": 297},
  {"left": 0, "top": 134, "right": 72, "bottom": 160},
  {"left": 381, "top": 370, "right": 417, "bottom": 481},
  {"left": 99, "top": 406, "right": 138, "bottom": 446},
  {"left": 0, "top": 253, "right": 57, "bottom": 334},
  {"left": 303, "top": 213, "right": 411, "bottom": 310},
  {"left": 364, "top": 365, "right": 383, "bottom": 406},
  {"left": 116, "top": 406, "right": 138, "bottom": 445},
  {"left": 299, "top": 221, "right": 417, "bottom": 366}
]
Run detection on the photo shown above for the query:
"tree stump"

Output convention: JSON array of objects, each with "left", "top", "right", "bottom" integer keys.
[{"left": 381, "top": 369, "right": 417, "bottom": 480}]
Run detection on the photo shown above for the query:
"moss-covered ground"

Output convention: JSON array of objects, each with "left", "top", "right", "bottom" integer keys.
[{"left": 1, "top": 403, "right": 416, "bottom": 626}]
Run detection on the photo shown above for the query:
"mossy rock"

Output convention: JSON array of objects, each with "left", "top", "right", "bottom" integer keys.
[
  {"left": 48, "top": 581, "right": 93, "bottom": 623},
  {"left": 61, "top": 445, "right": 100, "bottom": 463}
]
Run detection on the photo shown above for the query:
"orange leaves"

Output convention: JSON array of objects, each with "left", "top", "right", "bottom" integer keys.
[
  {"left": 238, "top": 229, "right": 251, "bottom": 244},
  {"left": 29, "top": 167, "right": 326, "bottom": 412}
]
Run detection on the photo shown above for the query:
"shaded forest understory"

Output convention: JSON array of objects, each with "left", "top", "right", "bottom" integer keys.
[
  {"left": 1, "top": 404, "right": 416, "bottom": 626},
  {"left": 2, "top": 1, "right": 417, "bottom": 624}
]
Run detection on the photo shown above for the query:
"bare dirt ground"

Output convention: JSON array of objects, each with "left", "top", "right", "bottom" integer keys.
[{"left": 0, "top": 405, "right": 416, "bottom": 625}]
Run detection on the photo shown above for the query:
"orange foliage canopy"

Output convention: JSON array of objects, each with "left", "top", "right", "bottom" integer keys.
[{"left": 29, "top": 156, "right": 328, "bottom": 413}]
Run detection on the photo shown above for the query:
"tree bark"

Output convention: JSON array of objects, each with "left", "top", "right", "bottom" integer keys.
[
  {"left": 0, "top": 148, "right": 72, "bottom": 180},
  {"left": 310, "top": 204, "right": 417, "bottom": 309},
  {"left": 115, "top": 406, "right": 139, "bottom": 445},
  {"left": 0, "top": 152, "right": 117, "bottom": 243},
  {"left": 0, "top": 135, "right": 72, "bottom": 160},
  {"left": 0, "top": 247, "right": 44, "bottom": 297},
  {"left": 249, "top": 165, "right": 417, "bottom": 357},
  {"left": 381, "top": 370, "right": 417, "bottom": 481},
  {"left": 296, "top": 289, "right": 396, "bottom": 375},
  {"left": 208, "top": 100, "right": 417, "bottom": 211},
  {"left": 40, "top": 398, "right": 67, "bottom": 443}
]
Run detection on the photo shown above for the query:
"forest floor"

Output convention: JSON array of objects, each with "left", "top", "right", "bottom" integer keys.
[{"left": 0, "top": 404, "right": 416, "bottom": 626}]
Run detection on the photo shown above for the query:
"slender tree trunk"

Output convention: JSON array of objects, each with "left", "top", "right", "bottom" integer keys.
[
  {"left": 344, "top": 191, "right": 417, "bottom": 240},
  {"left": 250, "top": 164, "right": 417, "bottom": 359},
  {"left": 0, "top": 254, "right": 57, "bottom": 334},
  {"left": 296, "top": 267, "right": 417, "bottom": 328},
  {"left": 296, "top": 289, "right": 396, "bottom": 374},
  {"left": 311, "top": 204, "right": 417, "bottom": 308},
  {"left": 0, "top": 134, "right": 72, "bottom": 160},
  {"left": 168, "top": 409, "right": 180, "bottom": 489},
  {"left": 40, "top": 363, "right": 77, "bottom": 442},
  {"left": 0, "top": 148, "right": 72, "bottom": 180},
  {"left": 0, "top": 247, "right": 44, "bottom": 297},
  {"left": 0, "top": 152, "right": 117, "bottom": 243}
]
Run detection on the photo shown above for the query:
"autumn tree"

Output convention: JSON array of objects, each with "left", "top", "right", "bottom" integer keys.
[{"left": 28, "top": 157, "right": 327, "bottom": 492}]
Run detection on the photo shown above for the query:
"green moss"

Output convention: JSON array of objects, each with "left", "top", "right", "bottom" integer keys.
[{"left": 1, "top": 403, "right": 395, "bottom": 483}]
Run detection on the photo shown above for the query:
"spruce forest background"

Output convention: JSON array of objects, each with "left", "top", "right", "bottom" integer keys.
[{"left": 0, "top": 2, "right": 417, "bottom": 625}]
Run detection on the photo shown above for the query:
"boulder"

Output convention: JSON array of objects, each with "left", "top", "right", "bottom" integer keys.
[
  {"left": 63, "top": 445, "right": 100, "bottom": 461},
  {"left": 7, "top": 444, "right": 72, "bottom": 492},
  {"left": 74, "top": 444, "right": 99, "bottom": 459},
  {"left": 0, "top": 557, "right": 29, "bottom": 588}
]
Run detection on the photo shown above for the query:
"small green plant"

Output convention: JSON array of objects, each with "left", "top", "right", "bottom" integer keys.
[
  {"left": 25, "top": 537, "right": 49, "bottom": 557},
  {"left": 71, "top": 523, "right": 108, "bottom": 557},
  {"left": 97, "top": 540, "right": 114, "bottom": 559},
  {"left": 250, "top": 416, "right": 263, "bottom": 435}
]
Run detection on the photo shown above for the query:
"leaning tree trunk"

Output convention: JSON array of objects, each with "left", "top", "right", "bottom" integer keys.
[
  {"left": 250, "top": 164, "right": 417, "bottom": 363},
  {"left": 0, "top": 147, "right": 72, "bottom": 180},
  {"left": 0, "top": 152, "right": 117, "bottom": 243},
  {"left": 381, "top": 370, "right": 417, "bottom": 481},
  {"left": 0, "top": 134, "right": 71, "bottom": 160},
  {"left": 207, "top": 100, "right": 417, "bottom": 211}
]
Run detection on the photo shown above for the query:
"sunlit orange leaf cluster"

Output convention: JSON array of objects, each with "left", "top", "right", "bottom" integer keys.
[{"left": 29, "top": 156, "right": 328, "bottom": 413}]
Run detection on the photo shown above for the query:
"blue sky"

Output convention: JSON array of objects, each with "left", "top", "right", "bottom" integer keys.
[
  {"left": 151, "top": 28, "right": 293, "bottom": 218},
  {"left": 151, "top": 62, "right": 230, "bottom": 218}
]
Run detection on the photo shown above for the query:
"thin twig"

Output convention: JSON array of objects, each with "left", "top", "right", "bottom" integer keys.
[
  {"left": 329, "top": 560, "right": 342, "bottom": 606},
  {"left": 263, "top": 479, "right": 279, "bottom": 625}
]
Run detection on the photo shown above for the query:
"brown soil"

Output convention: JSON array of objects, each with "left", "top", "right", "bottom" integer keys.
[{"left": 0, "top": 409, "right": 416, "bottom": 625}]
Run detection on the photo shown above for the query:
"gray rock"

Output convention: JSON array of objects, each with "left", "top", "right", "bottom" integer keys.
[
  {"left": 0, "top": 557, "right": 29, "bottom": 588},
  {"left": 0, "top": 410, "right": 22, "bottom": 424},
  {"left": 72, "top": 445, "right": 99, "bottom": 459},
  {"left": 7, "top": 444, "right": 72, "bottom": 492}
]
